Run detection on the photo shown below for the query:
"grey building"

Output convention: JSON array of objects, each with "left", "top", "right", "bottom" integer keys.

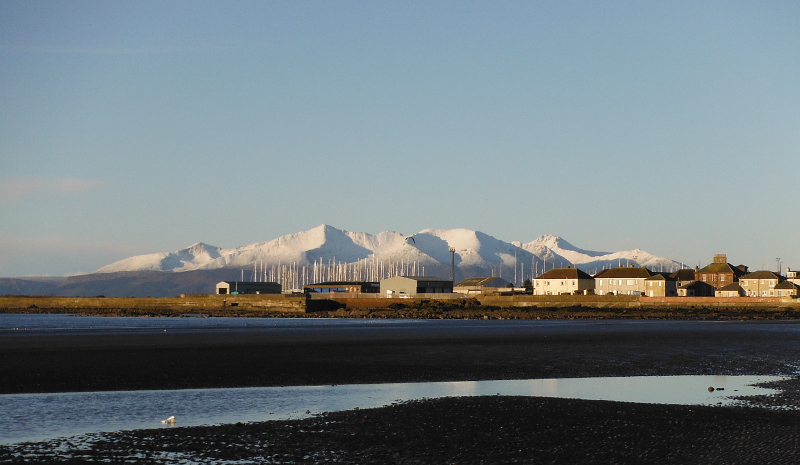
[
  {"left": 453, "top": 277, "right": 512, "bottom": 295},
  {"left": 216, "top": 281, "right": 282, "bottom": 295},
  {"left": 380, "top": 276, "right": 454, "bottom": 297},
  {"left": 303, "top": 281, "right": 379, "bottom": 294}
]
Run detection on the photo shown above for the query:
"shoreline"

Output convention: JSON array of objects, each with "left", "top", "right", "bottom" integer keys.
[
  {"left": 3, "top": 318, "right": 800, "bottom": 394},
  {"left": 3, "top": 317, "right": 800, "bottom": 463},
  {"left": 5, "top": 393, "right": 800, "bottom": 463}
]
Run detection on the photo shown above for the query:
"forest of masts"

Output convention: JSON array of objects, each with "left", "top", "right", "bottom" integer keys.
[
  {"left": 248, "top": 256, "right": 686, "bottom": 291},
  {"left": 251, "top": 258, "right": 427, "bottom": 291}
]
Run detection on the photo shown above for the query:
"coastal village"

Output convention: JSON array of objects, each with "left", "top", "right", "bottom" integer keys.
[{"left": 216, "top": 254, "right": 799, "bottom": 301}]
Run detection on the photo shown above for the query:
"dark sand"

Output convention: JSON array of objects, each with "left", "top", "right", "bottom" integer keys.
[{"left": 2, "top": 319, "right": 800, "bottom": 463}]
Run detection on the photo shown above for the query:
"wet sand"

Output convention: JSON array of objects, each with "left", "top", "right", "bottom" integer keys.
[{"left": 3, "top": 320, "right": 800, "bottom": 463}]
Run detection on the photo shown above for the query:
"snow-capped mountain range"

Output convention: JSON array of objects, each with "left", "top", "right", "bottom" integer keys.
[{"left": 96, "top": 225, "right": 684, "bottom": 282}]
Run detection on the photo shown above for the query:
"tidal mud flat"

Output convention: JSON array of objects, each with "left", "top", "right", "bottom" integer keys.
[{"left": 2, "top": 318, "right": 800, "bottom": 463}]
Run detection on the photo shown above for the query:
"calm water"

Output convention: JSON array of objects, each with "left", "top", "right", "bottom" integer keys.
[
  {"left": 0, "top": 375, "right": 785, "bottom": 445},
  {"left": 0, "top": 315, "right": 792, "bottom": 445}
]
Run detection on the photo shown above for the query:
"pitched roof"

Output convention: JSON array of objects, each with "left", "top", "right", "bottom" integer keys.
[
  {"left": 718, "top": 282, "right": 743, "bottom": 291},
  {"left": 646, "top": 273, "right": 677, "bottom": 281},
  {"left": 775, "top": 281, "right": 799, "bottom": 290},
  {"left": 671, "top": 269, "right": 695, "bottom": 281},
  {"left": 696, "top": 262, "right": 747, "bottom": 277},
  {"left": 394, "top": 276, "right": 453, "bottom": 282},
  {"left": 535, "top": 267, "right": 593, "bottom": 280},
  {"left": 306, "top": 281, "right": 378, "bottom": 286},
  {"left": 593, "top": 267, "right": 653, "bottom": 279},
  {"left": 741, "top": 271, "right": 782, "bottom": 280},
  {"left": 455, "top": 277, "right": 511, "bottom": 287}
]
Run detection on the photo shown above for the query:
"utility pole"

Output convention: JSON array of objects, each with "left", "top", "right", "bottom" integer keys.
[{"left": 449, "top": 247, "right": 456, "bottom": 281}]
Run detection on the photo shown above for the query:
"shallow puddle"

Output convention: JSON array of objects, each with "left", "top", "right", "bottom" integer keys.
[{"left": 0, "top": 375, "right": 785, "bottom": 445}]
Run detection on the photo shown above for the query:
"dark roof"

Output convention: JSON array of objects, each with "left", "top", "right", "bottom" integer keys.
[
  {"left": 305, "top": 281, "right": 377, "bottom": 287},
  {"left": 220, "top": 281, "right": 279, "bottom": 287},
  {"left": 646, "top": 273, "right": 677, "bottom": 281},
  {"left": 594, "top": 267, "right": 653, "bottom": 279},
  {"left": 671, "top": 269, "right": 695, "bottom": 280},
  {"left": 741, "top": 271, "right": 782, "bottom": 280},
  {"left": 775, "top": 281, "right": 799, "bottom": 290},
  {"left": 389, "top": 276, "right": 453, "bottom": 282},
  {"left": 718, "top": 283, "right": 743, "bottom": 291},
  {"left": 696, "top": 262, "right": 747, "bottom": 277},
  {"left": 679, "top": 280, "right": 715, "bottom": 290},
  {"left": 535, "top": 268, "right": 593, "bottom": 280},
  {"left": 455, "top": 277, "right": 511, "bottom": 287}
]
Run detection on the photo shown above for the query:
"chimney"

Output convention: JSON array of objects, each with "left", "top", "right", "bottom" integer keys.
[{"left": 713, "top": 254, "right": 727, "bottom": 264}]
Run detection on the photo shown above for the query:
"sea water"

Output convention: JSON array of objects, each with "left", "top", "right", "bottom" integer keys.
[
  {"left": 0, "top": 375, "right": 785, "bottom": 445},
  {"left": 0, "top": 315, "right": 792, "bottom": 445}
]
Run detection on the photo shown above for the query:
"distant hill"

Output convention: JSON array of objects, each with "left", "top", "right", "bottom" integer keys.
[
  {"left": 2, "top": 225, "right": 685, "bottom": 297},
  {"left": 0, "top": 270, "right": 240, "bottom": 298}
]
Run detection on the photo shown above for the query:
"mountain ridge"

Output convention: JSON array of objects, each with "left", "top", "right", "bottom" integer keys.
[
  {"left": 1, "top": 225, "right": 686, "bottom": 297},
  {"left": 96, "top": 224, "right": 683, "bottom": 279}
]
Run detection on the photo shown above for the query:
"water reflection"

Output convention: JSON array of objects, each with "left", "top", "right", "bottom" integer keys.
[{"left": 0, "top": 375, "right": 785, "bottom": 445}]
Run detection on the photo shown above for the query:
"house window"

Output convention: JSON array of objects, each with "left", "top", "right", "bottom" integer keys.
[
  {"left": 626, "top": 280, "right": 634, "bottom": 285},
  {"left": 770, "top": 280, "right": 775, "bottom": 286}
]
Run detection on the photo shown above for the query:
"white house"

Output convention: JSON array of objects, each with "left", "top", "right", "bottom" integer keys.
[{"left": 533, "top": 267, "right": 594, "bottom": 295}]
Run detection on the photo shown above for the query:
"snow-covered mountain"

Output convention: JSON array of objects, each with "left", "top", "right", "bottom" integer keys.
[
  {"left": 520, "top": 234, "right": 681, "bottom": 275},
  {"left": 95, "top": 225, "right": 684, "bottom": 283}
]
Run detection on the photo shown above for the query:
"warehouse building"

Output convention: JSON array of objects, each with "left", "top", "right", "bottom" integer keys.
[
  {"left": 216, "top": 281, "right": 282, "bottom": 295},
  {"left": 380, "top": 276, "right": 453, "bottom": 297}
]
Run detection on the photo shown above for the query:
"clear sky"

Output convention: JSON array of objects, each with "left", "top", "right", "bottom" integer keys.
[{"left": 1, "top": 1, "right": 798, "bottom": 277}]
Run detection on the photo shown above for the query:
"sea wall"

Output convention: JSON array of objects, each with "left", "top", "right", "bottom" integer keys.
[
  {"left": 477, "top": 295, "right": 641, "bottom": 308},
  {"left": 0, "top": 294, "right": 308, "bottom": 314}
]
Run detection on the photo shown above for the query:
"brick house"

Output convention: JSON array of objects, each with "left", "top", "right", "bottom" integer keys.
[{"left": 695, "top": 254, "right": 748, "bottom": 289}]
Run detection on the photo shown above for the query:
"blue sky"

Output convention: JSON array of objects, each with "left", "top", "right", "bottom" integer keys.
[{"left": 1, "top": 1, "right": 798, "bottom": 276}]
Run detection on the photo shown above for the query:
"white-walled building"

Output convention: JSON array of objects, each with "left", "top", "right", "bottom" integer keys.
[{"left": 533, "top": 267, "right": 594, "bottom": 295}]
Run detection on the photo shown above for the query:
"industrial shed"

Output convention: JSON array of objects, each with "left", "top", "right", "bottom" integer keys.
[
  {"left": 216, "top": 281, "right": 282, "bottom": 295},
  {"left": 380, "top": 276, "right": 454, "bottom": 297},
  {"left": 453, "top": 277, "right": 511, "bottom": 295},
  {"left": 303, "top": 281, "right": 379, "bottom": 294}
]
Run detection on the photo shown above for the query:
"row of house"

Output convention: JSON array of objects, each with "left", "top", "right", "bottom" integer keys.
[
  {"left": 532, "top": 254, "right": 800, "bottom": 298},
  {"left": 215, "top": 254, "right": 798, "bottom": 299}
]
